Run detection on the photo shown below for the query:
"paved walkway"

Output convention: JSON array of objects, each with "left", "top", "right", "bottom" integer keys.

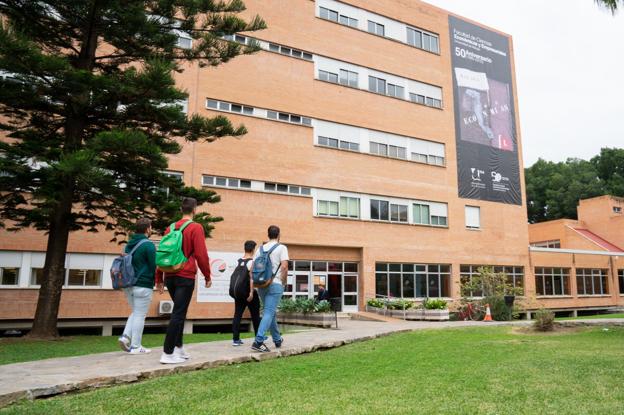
[{"left": 1, "top": 318, "right": 622, "bottom": 407}]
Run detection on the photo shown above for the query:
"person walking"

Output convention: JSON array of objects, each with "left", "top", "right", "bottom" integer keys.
[
  {"left": 230, "top": 240, "right": 261, "bottom": 346},
  {"left": 156, "top": 197, "right": 212, "bottom": 364},
  {"left": 118, "top": 218, "right": 156, "bottom": 354},
  {"left": 251, "top": 225, "right": 289, "bottom": 353}
]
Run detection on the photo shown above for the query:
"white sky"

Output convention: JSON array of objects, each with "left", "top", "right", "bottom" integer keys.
[{"left": 423, "top": 0, "right": 624, "bottom": 167}]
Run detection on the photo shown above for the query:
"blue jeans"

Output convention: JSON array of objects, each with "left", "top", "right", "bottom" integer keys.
[
  {"left": 255, "top": 283, "right": 283, "bottom": 344},
  {"left": 122, "top": 286, "right": 153, "bottom": 349}
]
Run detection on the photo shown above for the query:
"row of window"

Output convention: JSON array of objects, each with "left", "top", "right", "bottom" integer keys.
[
  {"left": 535, "top": 267, "right": 612, "bottom": 296},
  {"left": 27, "top": 268, "right": 100, "bottom": 287},
  {"left": 375, "top": 263, "right": 451, "bottom": 298},
  {"left": 530, "top": 240, "right": 561, "bottom": 248},
  {"left": 207, "top": 98, "right": 312, "bottom": 126},
  {"left": 201, "top": 174, "right": 312, "bottom": 197},
  {"left": 460, "top": 265, "right": 525, "bottom": 297},
  {"left": 318, "top": 3, "right": 440, "bottom": 54},
  {"left": 202, "top": 175, "right": 251, "bottom": 189}
]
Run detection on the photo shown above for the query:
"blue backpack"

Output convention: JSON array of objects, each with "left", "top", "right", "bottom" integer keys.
[
  {"left": 110, "top": 239, "right": 150, "bottom": 289},
  {"left": 252, "top": 244, "right": 281, "bottom": 288}
]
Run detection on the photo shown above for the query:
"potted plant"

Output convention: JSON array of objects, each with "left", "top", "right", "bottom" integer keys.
[
  {"left": 277, "top": 298, "right": 335, "bottom": 327},
  {"left": 366, "top": 298, "right": 387, "bottom": 314},
  {"left": 423, "top": 298, "right": 449, "bottom": 321}
]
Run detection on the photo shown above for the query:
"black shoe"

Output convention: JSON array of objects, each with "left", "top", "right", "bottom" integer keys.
[
  {"left": 274, "top": 337, "right": 284, "bottom": 348},
  {"left": 251, "top": 341, "right": 270, "bottom": 353}
]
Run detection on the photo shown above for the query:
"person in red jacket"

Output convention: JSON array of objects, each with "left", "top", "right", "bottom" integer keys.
[{"left": 156, "top": 197, "right": 212, "bottom": 364}]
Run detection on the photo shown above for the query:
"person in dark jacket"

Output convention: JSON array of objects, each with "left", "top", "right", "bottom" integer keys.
[
  {"left": 118, "top": 218, "right": 156, "bottom": 354},
  {"left": 316, "top": 283, "right": 330, "bottom": 302}
]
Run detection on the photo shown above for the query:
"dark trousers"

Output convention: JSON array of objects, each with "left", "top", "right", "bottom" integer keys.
[
  {"left": 232, "top": 290, "right": 260, "bottom": 341},
  {"left": 163, "top": 276, "right": 195, "bottom": 354}
]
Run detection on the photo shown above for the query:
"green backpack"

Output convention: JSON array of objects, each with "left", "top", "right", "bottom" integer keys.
[{"left": 156, "top": 220, "right": 193, "bottom": 272}]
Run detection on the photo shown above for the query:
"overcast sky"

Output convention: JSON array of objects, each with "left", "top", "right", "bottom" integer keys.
[{"left": 423, "top": 0, "right": 624, "bottom": 167}]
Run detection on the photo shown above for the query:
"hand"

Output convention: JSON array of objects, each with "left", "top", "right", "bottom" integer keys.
[
  {"left": 205, "top": 280, "right": 212, "bottom": 289},
  {"left": 156, "top": 283, "right": 164, "bottom": 295},
  {"left": 247, "top": 294, "right": 253, "bottom": 303}
]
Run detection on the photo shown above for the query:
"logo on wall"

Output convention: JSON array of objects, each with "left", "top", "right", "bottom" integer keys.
[
  {"left": 210, "top": 258, "right": 227, "bottom": 275},
  {"left": 449, "top": 16, "right": 522, "bottom": 205}
]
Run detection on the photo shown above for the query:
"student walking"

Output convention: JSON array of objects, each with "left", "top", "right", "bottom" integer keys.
[
  {"left": 118, "top": 218, "right": 156, "bottom": 354},
  {"left": 230, "top": 240, "right": 261, "bottom": 346},
  {"left": 156, "top": 198, "right": 212, "bottom": 364},
  {"left": 251, "top": 225, "right": 289, "bottom": 353}
]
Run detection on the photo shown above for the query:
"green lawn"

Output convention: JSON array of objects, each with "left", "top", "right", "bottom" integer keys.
[
  {"left": 557, "top": 313, "right": 624, "bottom": 320},
  {"left": 0, "top": 332, "right": 258, "bottom": 366},
  {"left": 3, "top": 326, "right": 623, "bottom": 414}
]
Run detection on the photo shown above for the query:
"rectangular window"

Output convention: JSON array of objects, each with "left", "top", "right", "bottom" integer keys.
[
  {"left": 614, "top": 206, "right": 622, "bottom": 213},
  {"left": 368, "top": 76, "right": 387, "bottom": 95},
  {"left": 367, "top": 20, "right": 385, "bottom": 36},
  {"left": 576, "top": 268, "right": 609, "bottom": 295},
  {"left": 465, "top": 206, "right": 481, "bottom": 229},
  {"left": 66, "top": 269, "right": 101, "bottom": 287},
  {"left": 319, "top": 70, "right": 338, "bottom": 83},
  {"left": 370, "top": 199, "right": 389, "bottom": 221},
  {"left": 318, "top": 200, "right": 339, "bottom": 217},
  {"left": 411, "top": 152, "right": 428, "bottom": 164},
  {"left": 413, "top": 203, "right": 430, "bottom": 225},
  {"left": 0, "top": 267, "right": 18, "bottom": 285},
  {"left": 375, "top": 263, "right": 450, "bottom": 298},
  {"left": 215, "top": 177, "right": 227, "bottom": 186},
  {"left": 531, "top": 240, "right": 561, "bottom": 248},
  {"left": 388, "top": 145, "right": 407, "bottom": 159},
  {"left": 387, "top": 83, "right": 404, "bottom": 99},
  {"left": 390, "top": 204, "right": 408, "bottom": 223},
  {"left": 339, "top": 69, "right": 358, "bottom": 88},
  {"left": 176, "top": 33, "right": 192, "bottom": 50},
  {"left": 535, "top": 267, "right": 570, "bottom": 296},
  {"left": 31, "top": 268, "right": 44, "bottom": 286},
  {"left": 619, "top": 270, "right": 624, "bottom": 294},
  {"left": 407, "top": 27, "right": 422, "bottom": 48},
  {"left": 339, "top": 197, "right": 360, "bottom": 219},
  {"left": 319, "top": 7, "right": 339, "bottom": 22},
  {"left": 370, "top": 141, "right": 388, "bottom": 157},
  {"left": 339, "top": 15, "right": 358, "bottom": 28},
  {"left": 409, "top": 93, "right": 426, "bottom": 105},
  {"left": 207, "top": 99, "right": 218, "bottom": 109}
]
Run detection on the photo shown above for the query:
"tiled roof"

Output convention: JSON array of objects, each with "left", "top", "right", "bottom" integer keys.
[{"left": 572, "top": 228, "right": 624, "bottom": 252}]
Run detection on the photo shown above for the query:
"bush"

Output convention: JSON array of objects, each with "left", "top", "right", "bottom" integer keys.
[
  {"left": 367, "top": 298, "right": 386, "bottom": 308},
  {"left": 423, "top": 299, "right": 447, "bottom": 310},
  {"left": 387, "top": 299, "right": 413, "bottom": 310},
  {"left": 278, "top": 298, "right": 298, "bottom": 313},
  {"left": 315, "top": 300, "right": 331, "bottom": 313},
  {"left": 534, "top": 308, "right": 555, "bottom": 331},
  {"left": 481, "top": 296, "right": 520, "bottom": 321}
]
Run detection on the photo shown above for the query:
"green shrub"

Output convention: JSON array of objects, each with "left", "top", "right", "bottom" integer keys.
[
  {"left": 423, "top": 299, "right": 447, "bottom": 310},
  {"left": 387, "top": 299, "right": 413, "bottom": 310},
  {"left": 278, "top": 298, "right": 298, "bottom": 313},
  {"left": 367, "top": 298, "right": 386, "bottom": 308},
  {"left": 481, "top": 296, "right": 520, "bottom": 321},
  {"left": 534, "top": 308, "right": 555, "bottom": 331},
  {"left": 315, "top": 300, "right": 331, "bottom": 313},
  {"left": 294, "top": 297, "right": 317, "bottom": 314}
]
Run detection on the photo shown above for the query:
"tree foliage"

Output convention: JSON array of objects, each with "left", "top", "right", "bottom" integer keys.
[
  {"left": 595, "top": 0, "right": 623, "bottom": 14},
  {"left": 0, "top": 0, "right": 266, "bottom": 337},
  {"left": 525, "top": 148, "right": 624, "bottom": 223}
]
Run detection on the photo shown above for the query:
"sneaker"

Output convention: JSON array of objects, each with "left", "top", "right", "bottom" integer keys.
[
  {"left": 160, "top": 353, "right": 186, "bottom": 364},
  {"left": 118, "top": 335, "right": 130, "bottom": 352},
  {"left": 232, "top": 339, "right": 244, "bottom": 346},
  {"left": 251, "top": 341, "right": 270, "bottom": 353},
  {"left": 274, "top": 337, "right": 284, "bottom": 349},
  {"left": 173, "top": 346, "right": 190, "bottom": 360},
  {"left": 129, "top": 346, "right": 152, "bottom": 354}
]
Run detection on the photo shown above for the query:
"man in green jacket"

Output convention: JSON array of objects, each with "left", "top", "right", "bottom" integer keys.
[{"left": 118, "top": 218, "right": 156, "bottom": 354}]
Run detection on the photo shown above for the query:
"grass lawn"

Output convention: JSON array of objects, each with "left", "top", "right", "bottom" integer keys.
[
  {"left": 0, "top": 331, "right": 259, "bottom": 366},
  {"left": 3, "top": 326, "right": 623, "bottom": 414},
  {"left": 557, "top": 313, "right": 624, "bottom": 320}
]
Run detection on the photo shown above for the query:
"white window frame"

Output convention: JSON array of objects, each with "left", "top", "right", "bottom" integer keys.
[{"left": 465, "top": 206, "right": 481, "bottom": 229}]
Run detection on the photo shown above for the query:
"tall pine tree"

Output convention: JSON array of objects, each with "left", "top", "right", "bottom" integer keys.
[{"left": 0, "top": 1, "right": 265, "bottom": 338}]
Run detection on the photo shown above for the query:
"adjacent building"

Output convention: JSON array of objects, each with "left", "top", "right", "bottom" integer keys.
[{"left": 1, "top": 1, "right": 621, "bottom": 332}]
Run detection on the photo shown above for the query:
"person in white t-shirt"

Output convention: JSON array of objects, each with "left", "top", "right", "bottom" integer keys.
[{"left": 251, "top": 225, "right": 289, "bottom": 352}]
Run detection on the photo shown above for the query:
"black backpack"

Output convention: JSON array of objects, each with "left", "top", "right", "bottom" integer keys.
[{"left": 229, "top": 258, "right": 252, "bottom": 300}]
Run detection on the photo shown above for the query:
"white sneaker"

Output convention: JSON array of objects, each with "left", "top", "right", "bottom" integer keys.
[
  {"left": 160, "top": 353, "right": 185, "bottom": 364},
  {"left": 174, "top": 346, "right": 190, "bottom": 359},
  {"left": 129, "top": 346, "right": 151, "bottom": 354},
  {"left": 118, "top": 335, "right": 130, "bottom": 352}
]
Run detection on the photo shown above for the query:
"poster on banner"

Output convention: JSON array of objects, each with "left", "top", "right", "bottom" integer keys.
[
  {"left": 449, "top": 15, "right": 522, "bottom": 205},
  {"left": 196, "top": 251, "right": 242, "bottom": 303}
]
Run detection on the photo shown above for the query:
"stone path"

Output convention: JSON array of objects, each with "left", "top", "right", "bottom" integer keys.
[{"left": 1, "top": 318, "right": 622, "bottom": 408}]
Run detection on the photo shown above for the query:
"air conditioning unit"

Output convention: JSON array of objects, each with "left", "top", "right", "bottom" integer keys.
[{"left": 159, "top": 300, "right": 174, "bottom": 315}]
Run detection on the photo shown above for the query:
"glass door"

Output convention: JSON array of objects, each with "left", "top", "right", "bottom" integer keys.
[
  {"left": 342, "top": 273, "right": 358, "bottom": 312},
  {"left": 312, "top": 273, "right": 328, "bottom": 299},
  {"left": 294, "top": 273, "right": 310, "bottom": 299}
]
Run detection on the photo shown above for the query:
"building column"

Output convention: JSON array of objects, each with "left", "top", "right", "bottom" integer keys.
[
  {"left": 183, "top": 320, "right": 193, "bottom": 334},
  {"left": 101, "top": 322, "right": 113, "bottom": 336},
  {"left": 359, "top": 247, "right": 375, "bottom": 312}
]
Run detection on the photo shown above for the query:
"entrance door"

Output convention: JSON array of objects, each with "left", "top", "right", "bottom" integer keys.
[
  {"left": 328, "top": 274, "right": 342, "bottom": 309},
  {"left": 342, "top": 273, "right": 358, "bottom": 312}
]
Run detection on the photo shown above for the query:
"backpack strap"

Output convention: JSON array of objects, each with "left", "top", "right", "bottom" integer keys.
[
  {"left": 127, "top": 238, "right": 149, "bottom": 256},
  {"left": 266, "top": 243, "right": 282, "bottom": 277},
  {"left": 177, "top": 220, "right": 193, "bottom": 232}
]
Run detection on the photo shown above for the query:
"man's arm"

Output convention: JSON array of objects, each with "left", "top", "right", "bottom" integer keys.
[
  {"left": 191, "top": 225, "right": 211, "bottom": 285},
  {"left": 279, "top": 260, "right": 288, "bottom": 285}
]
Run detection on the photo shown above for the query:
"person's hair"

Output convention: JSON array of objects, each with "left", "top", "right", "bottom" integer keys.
[
  {"left": 244, "top": 240, "right": 256, "bottom": 253},
  {"left": 181, "top": 197, "right": 197, "bottom": 214},
  {"left": 267, "top": 225, "right": 280, "bottom": 240},
  {"left": 135, "top": 218, "right": 151, "bottom": 234}
]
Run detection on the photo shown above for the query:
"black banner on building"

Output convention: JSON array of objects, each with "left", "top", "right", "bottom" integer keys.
[{"left": 449, "top": 16, "right": 521, "bottom": 205}]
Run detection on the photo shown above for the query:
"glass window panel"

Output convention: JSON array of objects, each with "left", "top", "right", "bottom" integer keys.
[
  {"left": 302, "top": 52, "right": 313, "bottom": 60},
  {"left": 31, "top": 268, "right": 44, "bottom": 285},
  {"left": 267, "top": 111, "right": 277, "bottom": 119},
  {"left": 329, "top": 201, "right": 339, "bottom": 216},
  {"left": 243, "top": 106, "right": 254, "bottom": 115},
  {"left": 371, "top": 200, "right": 380, "bottom": 220},
  {"left": 328, "top": 138, "right": 338, "bottom": 148},
  {"left": 215, "top": 177, "right": 227, "bottom": 186},
  {"left": 328, "top": 262, "right": 342, "bottom": 272},
  {"left": 1, "top": 268, "right": 18, "bottom": 285},
  {"left": 280, "top": 47, "right": 291, "bottom": 55},
  {"left": 367, "top": 20, "right": 375, "bottom": 33},
  {"left": 319, "top": 136, "right": 328, "bottom": 146},
  {"left": 423, "top": 33, "right": 431, "bottom": 51},
  {"left": 344, "top": 274, "right": 357, "bottom": 292},
  {"left": 339, "top": 15, "right": 349, "bottom": 25},
  {"left": 219, "top": 102, "right": 229, "bottom": 111},
  {"left": 291, "top": 50, "right": 302, "bottom": 58},
  {"left": 278, "top": 113, "right": 289, "bottom": 121},
  {"left": 415, "top": 274, "right": 427, "bottom": 297},
  {"left": 290, "top": 115, "right": 301, "bottom": 123},
  {"left": 276, "top": 184, "right": 288, "bottom": 192},
  {"left": 368, "top": 76, "right": 377, "bottom": 92},
  {"left": 269, "top": 43, "right": 279, "bottom": 52},
  {"left": 312, "top": 262, "right": 327, "bottom": 272},
  {"left": 329, "top": 10, "right": 338, "bottom": 21},
  {"left": 318, "top": 200, "right": 328, "bottom": 215},
  {"left": 340, "top": 141, "right": 350, "bottom": 150},
  {"left": 379, "top": 200, "right": 389, "bottom": 220},
  {"left": 227, "top": 178, "right": 239, "bottom": 187},
  {"left": 302, "top": 117, "right": 312, "bottom": 126},
  {"left": 320, "top": 7, "right": 329, "bottom": 20},
  {"left": 84, "top": 270, "right": 100, "bottom": 286},
  {"left": 430, "top": 36, "right": 439, "bottom": 53},
  {"left": 377, "top": 78, "right": 386, "bottom": 94},
  {"left": 343, "top": 295, "right": 357, "bottom": 306},
  {"left": 375, "top": 273, "right": 388, "bottom": 297},
  {"left": 389, "top": 273, "right": 401, "bottom": 297},
  {"left": 328, "top": 72, "right": 338, "bottom": 83},
  {"left": 414, "top": 29, "right": 422, "bottom": 48},
  {"left": 344, "top": 263, "right": 358, "bottom": 273},
  {"left": 289, "top": 186, "right": 300, "bottom": 194},
  {"left": 301, "top": 187, "right": 311, "bottom": 196},
  {"left": 207, "top": 99, "right": 218, "bottom": 109},
  {"left": 389, "top": 264, "right": 401, "bottom": 272},
  {"left": 295, "top": 261, "right": 311, "bottom": 271},
  {"left": 403, "top": 274, "right": 415, "bottom": 298},
  {"left": 240, "top": 180, "right": 251, "bottom": 188},
  {"left": 428, "top": 274, "right": 440, "bottom": 297},
  {"left": 265, "top": 182, "right": 276, "bottom": 191},
  {"left": 399, "top": 205, "right": 408, "bottom": 222},
  {"left": 295, "top": 275, "right": 309, "bottom": 292},
  {"left": 376, "top": 263, "right": 387, "bottom": 272},
  {"left": 67, "top": 269, "right": 84, "bottom": 286}
]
